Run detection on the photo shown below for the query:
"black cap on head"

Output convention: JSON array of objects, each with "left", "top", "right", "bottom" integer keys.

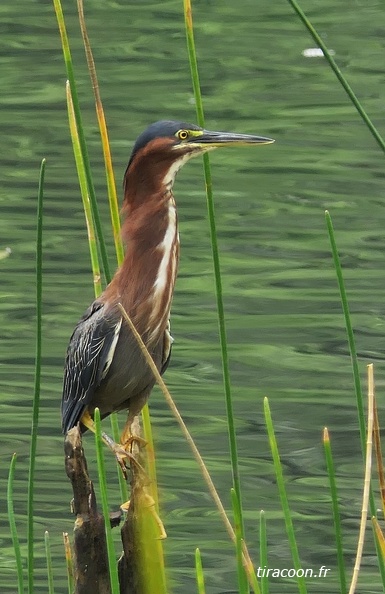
[{"left": 127, "top": 120, "right": 201, "bottom": 169}]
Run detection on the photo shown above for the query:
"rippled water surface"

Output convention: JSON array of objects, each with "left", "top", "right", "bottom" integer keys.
[{"left": 1, "top": 0, "right": 385, "bottom": 592}]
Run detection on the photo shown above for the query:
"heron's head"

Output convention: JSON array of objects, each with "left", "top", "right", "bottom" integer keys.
[{"left": 125, "top": 120, "right": 274, "bottom": 190}]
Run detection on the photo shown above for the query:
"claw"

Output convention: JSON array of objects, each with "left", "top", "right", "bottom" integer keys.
[
  {"left": 78, "top": 411, "right": 146, "bottom": 478},
  {"left": 121, "top": 434, "right": 148, "bottom": 452},
  {"left": 120, "top": 499, "right": 130, "bottom": 513},
  {"left": 102, "top": 431, "right": 146, "bottom": 478}
]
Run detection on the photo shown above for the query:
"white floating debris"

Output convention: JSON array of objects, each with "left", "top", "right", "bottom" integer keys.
[
  {"left": 302, "top": 47, "right": 335, "bottom": 58},
  {"left": 0, "top": 247, "right": 11, "bottom": 260}
]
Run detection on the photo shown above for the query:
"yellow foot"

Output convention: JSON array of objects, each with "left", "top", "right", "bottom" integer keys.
[
  {"left": 120, "top": 494, "right": 167, "bottom": 540},
  {"left": 120, "top": 499, "right": 131, "bottom": 513},
  {"left": 120, "top": 434, "right": 147, "bottom": 451},
  {"left": 102, "top": 432, "right": 146, "bottom": 479},
  {"left": 78, "top": 410, "right": 146, "bottom": 479}
]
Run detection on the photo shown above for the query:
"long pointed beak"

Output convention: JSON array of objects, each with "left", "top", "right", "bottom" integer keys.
[{"left": 190, "top": 129, "right": 275, "bottom": 147}]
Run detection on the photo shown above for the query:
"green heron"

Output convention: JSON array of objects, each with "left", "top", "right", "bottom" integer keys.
[{"left": 62, "top": 120, "right": 274, "bottom": 464}]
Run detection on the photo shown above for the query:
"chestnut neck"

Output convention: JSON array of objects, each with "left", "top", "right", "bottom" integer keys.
[{"left": 104, "top": 149, "right": 181, "bottom": 341}]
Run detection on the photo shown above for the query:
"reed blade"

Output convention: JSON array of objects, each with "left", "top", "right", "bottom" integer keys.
[
  {"left": 53, "top": 0, "right": 111, "bottom": 282},
  {"left": 373, "top": 397, "right": 385, "bottom": 521},
  {"left": 76, "top": 0, "right": 124, "bottom": 267},
  {"left": 27, "top": 158, "right": 45, "bottom": 594},
  {"left": 264, "top": 397, "right": 307, "bottom": 594},
  {"left": 323, "top": 428, "right": 347, "bottom": 594},
  {"left": 195, "top": 548, "right": 206, "bottom": 594},
  {"left": 231, "top": 489, "right": 249, "bottom": 594},
  {"left": 66, "top": 82, "right": 102, "bottom": 297},
  {"left": 94, "top": 408, "right": 121, "bottom": 594},
  {"left": 44, "top": 531, "right": 55, "bottom": 594},
  {"left": 183, "top": 0, "right": 244, "bottom": 540},
  {"left": 8, "top": 454, "right": 25, "bottom": 594},
  {"left": 259, "top": 510, "right": 269, "bottom": 594},
  {"left": 63, "top": 532, "right": 74, "bottom": 594},
  {"left": 326, "top": 211, "right": 385, "bottom": 585},
  {"left": 286, "top": 0, "right": 385, "bottom": 154}
]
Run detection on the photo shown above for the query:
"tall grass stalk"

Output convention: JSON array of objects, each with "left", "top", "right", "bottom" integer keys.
[
  {"left": 183, "top": 0, "right": 245, "bottom": 537},
  {"left": 7, "top": 454, "right": 24, "bottom": 594},
  {"left": 242, "top": 548, "right": 261, "bottom": 594},
  {"left": 76, "top": 0, "right": 124, "bottom": 267},
  {"left": 75, "top": 0, "right": 158, "bottom": 508},
  {"left": 326, "top": 212, "right": 365, "bottom": 449},
  {"left": 109, "top": 413, "right": 129, "bottom": 502},
  {"left": 67, "top": 78, "right": 128, "bottom": 501},
  {"left": 231, "top": 488, "right": 249, "bottom": 594},
  {"left": 53, "top": 0, "right": 111, "bottom": 282},
  {"left": 27, "top": 158, "right": 45, "bottom": 594},
  {"left": 94, "top": 408, "right": 120, "bottom": 594},
  {"left": 118, "top": 303, "right": 262, "bottom": 590},
  {"left": 326, "top": 215, "right": 371, "bottom": 470},
  {"left": 263, "top": 397, "right": 307, "bottom": 594},
  {"left": 259, "top": 510, "right": 269, "bottom": 594},
  {"left": 195, "top": 548, "right": 206, "bottom": 594},
  {"left": 323, "top": 428, "right": 347, "bottom": 594},
  {"left": 325, "top": 210, "right": 385, "bottom": 585},
  {"left": 286, "top": 0, "right": 385, "bottom": 154},
  {"left": 141, "top": 406, "right": 160, "bottom": 513},
  {"left": 66, "top": 82, "right": 102, "bottom": 297},
  {"left": 117, "top": 304, "right": 234, "bottom": 530},
  {"left": 373, "top": 398, "right": 385, "bottom": 521},
  {"left": 62, "top": 533, "right": 74, "bottom": 594},
  {"left": 348, "top": 365, "right": 375, "bottom": 594},
  {"left": 44, "top": 531, "right": 55, "bottom": 594},
  {"left": 373, "top": 518, "right": 385, "bottom": 563}
]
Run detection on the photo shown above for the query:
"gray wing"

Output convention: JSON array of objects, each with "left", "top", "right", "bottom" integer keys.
[{"left": 61, "top": 301, "right": 122, "bottom": 433}]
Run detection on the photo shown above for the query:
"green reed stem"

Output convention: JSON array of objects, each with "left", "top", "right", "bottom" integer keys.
[
  {"left": 77, "top": 0, "right": 124, "bottom": 267},
  {"left": 183, "top": 0, "right": 244, "bottom": 537},
  {"left": 231, "top": 488, "right": 249, "bottom": 594},
  {"left": 67, "top": 74, "right": 127, "bottom": 500},
  {"left": 325, "top": 211, "right": 385, "bottom": 586},
  {"left": 246, "top": 555, "right": 261, "bottom": 594},
  {"left": 94, "top": 408, "right": 120, "bottom": 594},
  {"left": 141, "top": 405, "right": 160, "bottom": 514},
  {"left": 263, "top": 398, "right": 307, "bottom": 594},
  {"left": 373, "top": 518, "right": 385, "bottom": 564},
  {"left": 323, "top": 428, "right": 347, "bottom": 594},
  {"left": 8, "top": 454, "right": 25, "bottom": 594},
  {"left": 259, "top": 510, "right": 269, "bottom": 594},
  {"left": 44, "top": 531, "right": 55, "bottom": 594},
  {"left": 373, "top": 398, "right": 385, "bottom": 522},
  {"left": 195, "top": 548, "right": 206, "bottom": 594},
  {"left": 109, "top": 413, "right": 129, "bottom": 502},
  {"left": 326, "top": 214, "right": 371, "bottom": 480},
  {"left": 75, "top": 0, "right": 159, "bottom": 510},
  {"left": 286, "top": 0, "right": 385, "bottom": 155},
  {"left": 63, "top": 532, "right": 74, "bottom": 594},
  {"left": 26, "top": 158, "right": 45, "bottom": 594},
  {"left": 53, "top": 0, "right": 111, "bottom": 282},
  {"left": 66, "top": 82, "right": 102, "bottom": 297}
]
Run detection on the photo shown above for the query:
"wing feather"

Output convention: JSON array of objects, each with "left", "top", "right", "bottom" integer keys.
[{"left": 61, "top": 301, "right": 122, "bottom": 433}]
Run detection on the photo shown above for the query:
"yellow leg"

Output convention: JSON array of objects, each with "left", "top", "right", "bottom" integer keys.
[
  {"left": 80, "top": 410, "right": 145, "bottom": 478},
  {"left": 120, "top": 417, "right": 147, "bottom": 450}
]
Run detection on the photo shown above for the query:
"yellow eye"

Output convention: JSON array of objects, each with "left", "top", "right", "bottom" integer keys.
[{"left": 177, "top": 129, "right": 189, "bottom": 140}]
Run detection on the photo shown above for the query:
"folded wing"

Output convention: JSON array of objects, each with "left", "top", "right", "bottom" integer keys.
[{"left": 61, "top": 301, "right": 122, "bottom": 433}]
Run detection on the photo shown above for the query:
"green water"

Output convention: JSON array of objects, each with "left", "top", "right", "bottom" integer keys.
[{"left": 1, "top": 0, "right": 385, "bottom": 592}]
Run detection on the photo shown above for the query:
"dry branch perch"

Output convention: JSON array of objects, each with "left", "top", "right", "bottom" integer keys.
[
  {"left": 64, "top": 419, "right": 163, "bottom": 594},
  {"left": 64, "top": 426, "right": 112, "bottom": 594},
  {"left": 118, "top": 416, "right": 166, "bottom": 594}
]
